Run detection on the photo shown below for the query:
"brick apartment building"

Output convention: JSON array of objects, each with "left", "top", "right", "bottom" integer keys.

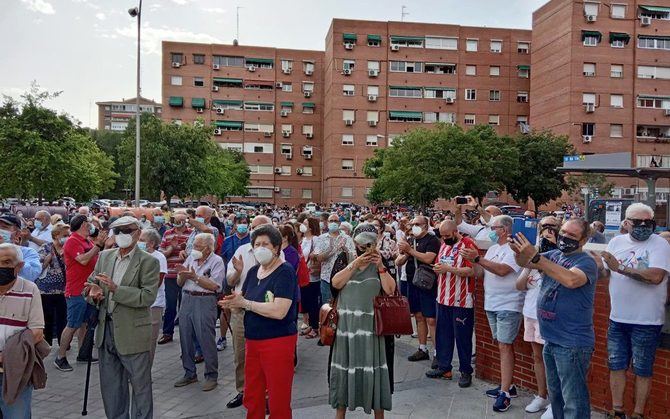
[
  {"left": 96, "top": 96, "right": 162, "bottom": 132},
  {"left": 161, "top": 0, "right": 670, "bottom": 206}
]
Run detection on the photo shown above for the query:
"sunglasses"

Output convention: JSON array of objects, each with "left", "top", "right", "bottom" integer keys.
[
  {"left": 490, "top": 225, "right": 505, "bottom": 230},
  {"left": 540, "top": 224, "right": 557, "bottom": 229},
  {"left": 627, "top": 218, "right": 655, "bottom": 227},
  {"left": 113, "top": 226, "right": 138, "bottom": 235}
]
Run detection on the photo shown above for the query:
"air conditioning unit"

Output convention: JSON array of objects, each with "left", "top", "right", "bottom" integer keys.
[
  {"left": 212, "top": 64, "right": 220, "bottom": 70},
  {"left": 215, "top": 108, "right": 224, "bottom": 114},
  {"left": 342, "top": 68, "right": 352, "bottom": 76},
  {"left": 280, "top": 110, "right": 289, "bottom": 117},
  {"left": 304, "top": 154, "right": 313, "bottom": 160},
  {"left": 664, "top": 109, "right": 670, "bottom": 116},
  {"left": 344, "top": 119, "right": 353, "bottom": 126},
  {"left": 641, "top": 16, "right": 652, "bottom": 26},
  {"left": 172, "top": 62, "right": 181, "bottom": 68},
  {"left": 212, "top": 85, "right": 219, "bottom": 92},
  {"left": 368, "top": 69, "right": 379, "bottom": 77},
  {"left": 264, "top": 131, "right": 273, "bottom": 137},
  {"left": 282, "top": 130, "right": 291, "bottom": 137},
  {"left": 282, "top": 68, "right": 292, "bottom": 74},
  {"left": 586, "top": 14, "right": 597, "bottom": 22},
  {"left": 305, "top": 133, "right": 313, "bottom": 139},
  {"left": 304, "top": 91, "right": 312, "bottom": 98},
  {"left": 296, "top": 168, "right": 304, "bottom": 175},
  {"left": 368, "top": 95, "right": 377, "bottom": 102},
  {"left": 213, "top": 129, "right": 222, "bottom": 135},
  {"left": 344, "top": 43, "right": 354, "bottom": 50},
  {"left": 274, "top": 187, "right": 281, "bottom": 192},
  {"left": 275, "top": 82, "right": 283, "bottom": 88},
  {"left": 583, "top": 71, "right": 595, "bottom": 77},
  {"left": 368, "top": 120, "right": 377, "bottom": 127},
  {"left": 196, "top": 108, "right": 204, "bottom": 114},
  {"left": 585, "top": 103, "right": 595, "bottom": 113},
  {"left": 305, "top": 69, "right": 313, "bottom": 75},
  {"left": 445, "top": 97, "right": 455, "bottom": 104},
  {"left": 391, "top": 44, "right": 400, "bottom": 51},
  {"left": 582, "top": 135, "right": 593, "bottom": 143},
  {"left": 274, "top": 168, "right": 282, "bottom": 174},
  {"left": 286, "top": 154, "right": 292, "bottom": 160},
  {"left": 247, "top": 65, "right": 256, "bottom": 72}
]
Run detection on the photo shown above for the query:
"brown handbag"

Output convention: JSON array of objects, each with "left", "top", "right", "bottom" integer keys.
[
  {"left": 374, "top": 287, "right": 413, "bottom": 336},
  {"left": 319, "top": 295, "right": 338, "bottom": 346}
]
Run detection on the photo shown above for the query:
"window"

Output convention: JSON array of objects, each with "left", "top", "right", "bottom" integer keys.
[
  {"left": 466, "top": 39, "right": 478, "bottom": 52},
  {"left": 170, "top": 76, "right": 182, "bottom": 86},
  {"left": 246, "top": 187, "right": 273, "bottom": 198},
  {"left": 341, "top": 187, "right": 353, "bottom": 198},
  {"left": 280, "top": 144, "right": 293, "bottom": 156},
  {"left": 343, "top": 59, "right": 356, "bottom": 71},
  {"left": 388, "top": 111, "right": 422, "bottom": 122},
  {"left": 367, "top": 61, "right": 380, "bottom": 71},
  {"left": 389, "top": 61, "right": 423, "bottom": 73},
  {"left": 517, "top": 42, "right": 530, "bottom": 54},
  {"left": 424, "top": 88, "right": 456, "bottom": 99},
  {"left": 389, "top": 36, "right": 424, "bottom": 48},
  {"left": 245, "top": 58, "right": 273, "bottom": 69},
  {"left": 366, "top": 135, "right": 378, "bottom": 146},
  {"left": 244, "top": 123, "right": 274, "bottom": 133},
  {"left": 637, "top": 65, "right": 670, "bottom": 80},
  {"left": 302, "top": 104, "right": 314, "bottom": 114},
  {"left": 244, "top": 80, "right": 274, "bottom": 91},
  {"left": 582, "top": 123, "right": 595, "bottom": 136},
  {"left": 170, "top": 53, "right": 183, "bottom": 64},
  {"left": 213, "top": 55, "right": 244, "bottom": 67},
  {"left": 248, "top": 165, "right": 273, "bottom": 175},
  {"left": 302, "top": 146, "right": 313, "bottom": 157},
  {"left": 582, "top": 93, "right": 596, "bottom": 106},
  {"left": 343, "top": 84, "right": 355, "bottom": 96},
  {"left": 488, "top": 115, "right": 500, "bottom": 125},
  {"left": 245, "top": 102, "right": 274, "bottom": 111},
  {"left": 301, "top": 167, "right": 313, "bottom": 177},
  {"left": 490, "top": 40, "right": 502, "bottom": 53},
  {"left": 342, "top": 134, "right": 354, "bottom": 146},
  {"left": 517, "top": 91, "right": 529, "bottom": 103},
  {"left": 517, "top": 115, "right": 528, "bottom": 124},
  {"left": 637, "top": 97, "right": 668, "bottom": 109},
  {"left": 243, "top": 143, "right": 273, "bottom": 154},
  {"left": 465, "top": 89, "right": 476, "bottom": 101},
  {"left": 610, "top": 94, "right": 624, "bottom": 108},
  {"left": 281, "top": 124, "right": 293, "bottom": 134},
  {"left": 220, "top": 143, "right": 243, "bottom": 152},
  {"left": 583, "top": 62, "right": 596, "bottom": 76},
  {"left": 423, "top": 112, "right": 455, "bottom": 123},
  {"left": 611, "top": 4, "right": 625, "bottom": 18},
  {"left": 489, "top": 90, "right": 501, "bottom": 101},
  {"left": 281, "top": 60, "right": 293, "bottom": 72},
  {"left": 367, "top": 35, "right": 381, "bottom": 47},
  {"left": 342, "top": 110, "right": 355, "bottom": 121},
  {"left": 367, "top": 111, "right": 379, "bottom": 123},
  {"left": 280, "top": 188, "right": 292, "bottom": 198},
  {"left": 518, "top": 67, "right": 530, "bottom": 78},
  {"left": 303, "top": 61, "right": 315, "bottom": 74},
  {"left": 280, "top": 166, "right": 292, "bottom": 176},
  {"left": 302, "top": 189, "right": 313, "bottom": 199},
  {"left": 584, "top": 1, "right": 599, "bottom": 17},
  {"left": 610, "top": 124, "right": 623, "bottom": 137},
  {"left": 389, "top": 86, "right": 422, "bottom": 98},
  {"left": 425, "top": 63, "right": 456, "bottom": 74},
  {"left": 611, "top": 64, "right": 623, "bottom": 78},
  {"left": 465, "top": 65, "right": 476, "bottom": 76},
  {"left": 464, "top": 114, "right": 476, "bottom": 125},
  {"left": 637, "top": 37, "right": 670, "bottom": 51},
  {"left": 194, "top": 77, "right": 204, "bottom": 87},
  {"left": 583, "top": 35, "right": 600, "bottom": 47},
  {"left": 342, "top": 159, "right": 354, "bottom": 171},
  {"left": 302, "top": 125, "right": 314, "bottom": 136},
  {"left": 489, "top": 66, "right": 500, "bottom": 76},
  {"left": 282, "top": 83, "right": 293, "bottom": 92},
  {"left": 302, "top": 82, "right": 314, "bottom": 93},
  {"left": 640, "top": 6, "right": 670, "bottom": 20},
  {"left": 425, "top": 36, "right": 458, "bottom": 50},
  {"left": 193, "top": 54, "right": 205, "bottom": 65},
  {"left": 367, "top": 86, "right": 379, "bottom": 96}
]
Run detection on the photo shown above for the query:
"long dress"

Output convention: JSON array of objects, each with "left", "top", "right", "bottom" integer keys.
[{"left": 329, "top": 264, "right": 392, "bottom": 413}]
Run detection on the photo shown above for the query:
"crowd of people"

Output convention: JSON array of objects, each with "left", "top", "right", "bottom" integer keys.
[{"left": 0, "top": 198, "right": 667, "bottom": 419}]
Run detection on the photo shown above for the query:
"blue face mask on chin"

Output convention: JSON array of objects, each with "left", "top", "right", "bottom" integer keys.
[{"left": 488, "top": 231, "right": 499, "bottom": 243}]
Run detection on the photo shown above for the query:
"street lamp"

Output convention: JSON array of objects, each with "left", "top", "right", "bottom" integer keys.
[{"left": 129, "top": 1, "right": 142, "bottom": 207}]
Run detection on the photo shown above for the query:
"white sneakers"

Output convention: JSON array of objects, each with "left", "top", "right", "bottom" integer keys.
[
  {"left": 525, "top": 395, "right": 551, "bottom": 413},
  {"left": 540, "top": 404, "right": 553, "bottom": 419}
]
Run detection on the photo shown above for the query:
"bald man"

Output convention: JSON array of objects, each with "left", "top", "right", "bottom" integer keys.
[
  {"left": 28, "top": 210, "right": 53, "bottom": 250},
  {"left": 456, "top": 197, "right": 503, "bottom": 242}
]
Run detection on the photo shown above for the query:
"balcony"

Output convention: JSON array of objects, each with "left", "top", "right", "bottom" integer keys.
[{"left": 636, "top": 125, "right": 670, "bottom": 143}]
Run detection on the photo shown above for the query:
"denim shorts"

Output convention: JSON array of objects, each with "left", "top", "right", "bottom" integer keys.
[
  {"left": 607, "top": 320, "right": 662, "bottom": 377},
  {"left": 66, "top": 296, "right": 94, "bottom": 329},
  {"left": 486, "top": 310, "right": 522, "bottom": 344}
]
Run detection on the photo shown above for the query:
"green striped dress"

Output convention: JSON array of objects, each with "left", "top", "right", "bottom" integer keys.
[{"left": 329, "top": 264, "right": 392, "bottom": 413}]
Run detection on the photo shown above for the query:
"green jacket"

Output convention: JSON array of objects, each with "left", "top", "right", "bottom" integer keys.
[{"left": 87, "top": 247, "right": 159, "bottom": 356}]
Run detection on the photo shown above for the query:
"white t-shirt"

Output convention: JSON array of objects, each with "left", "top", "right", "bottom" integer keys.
[
  {"left": 607, "top": 233, "right": 670, "bottom": 325},
  {"left": 522, "top": 269, "right": 542, "bottom": 319},
  {"left": 458, "top": 221, "right": 491, "bottom": 242},
  {"left": 149, "top": 250, "right": 168, "bottom": 308},
  {"left": 395, "top": 230, "right": 407, "bottom": 281},
  {"left": 483, "top": 243, "right": 524, "bottom": 312}
]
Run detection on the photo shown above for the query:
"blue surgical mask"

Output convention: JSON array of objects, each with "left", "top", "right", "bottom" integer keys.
[
  {"left": 0, "top": 229, "right": 12, "bottom": 243},
  {"left": 328, "top": 222, "right": 339, "bottom": 233},
  {"left": 488, "top": 231, "right": 499, "bottom": 243},
  {"left": 195, "top": 217, "right": 205, "bottom": 224},
  {"left": 154, "top": 216, "right": 164, "bottom": 225},
  {"left": 59, "top": 237, "right": 68, "bottom": 245},
  {"left": 137, "top": 242, "right": 147, "bottom": 251},
  {"left": 34, "top": 221, "right": 43, "bottom": 230},
  {"left": 226, "top": 220, "right": 233, "bottom": 226},
  {"left": 237, "top": 224, "right": 248, "bottom": 235}
]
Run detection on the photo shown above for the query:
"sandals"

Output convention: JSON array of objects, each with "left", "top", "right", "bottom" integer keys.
[
  {"left": 304, "top": 329, "right": 319, "bottom": 339},
  {"left": 300, "top": 326, "right": 312, "bottom": 336}
]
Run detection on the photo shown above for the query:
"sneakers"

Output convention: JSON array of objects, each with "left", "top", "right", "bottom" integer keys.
[
  {"left": 541, "top": 405, "right": 554, "bottom": 419},
  {"left": 407, "top": 348, "right": 430, "bottom": 362},
  {"left": 525, "top": 395, "right": 551, "bottom": 413},
  {"left": 493, "top": 391, "right": 511, "bottom": 412},
  {"left": 458, "top": 372, "right": 472, "bottom": 388},
  {"left": 430, "top": 357, "right": 438, "bottom": 370},
  {"left": 485, "top": 384, "right": 518, "bottom": 398},
  {"left": 425, "top": 368, "right": 453, "bottom": 380},
  {"left": 202, "top": 380, "right": 218, "bottom": 392},
  {"left": 174, "top": 376, "right": 198, "bottom": 387},
  {"left": 216, "top": 337, "right": 227, "bottom": 351},
  {"left": 54, "top": 357, "right": 73, "bottom": 372},
  {"left": 607, "top": 411, "right": 628, "bottom": 419}
]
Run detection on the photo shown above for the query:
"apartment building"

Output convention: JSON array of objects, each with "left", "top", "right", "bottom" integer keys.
[
  {"left": 96, "top": 96, "right": 162, "bottom": 131},
  {"left": 161, "top": 42, "right": 324, "bottom": 206}
]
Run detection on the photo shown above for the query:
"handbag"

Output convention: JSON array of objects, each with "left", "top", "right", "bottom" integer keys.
[
  {"left": 307, "top": 239, "right": 321, "bottom": 276},
  {"left": 319, "top": 295, "right": 338, "bottom": 346},
  {"left": 411, "top": 241, "right": 436, "bottom": 291},
  {"left": 374, "top": 287, "right": 413, "bottom": 336},
  {"left": 329, "top": 250, "right": 349, "bottom": 281}
]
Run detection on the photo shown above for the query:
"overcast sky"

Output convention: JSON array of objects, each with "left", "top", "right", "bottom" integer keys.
[{"left": 2, "top": 0, "right": 546, "bottom": 127}]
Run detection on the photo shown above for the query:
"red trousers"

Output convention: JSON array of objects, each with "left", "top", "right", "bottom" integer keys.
[{"left": 243, "top": 334, "right": 297, "bottom": 419}]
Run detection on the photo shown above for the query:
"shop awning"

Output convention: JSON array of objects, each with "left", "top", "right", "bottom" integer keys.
[
  {"left": 245, "top": 58, "right": 274, "bottom": 65},
  {"left": 609, "top": 32, "right": 631, "bottom": 44},
  {"left": 367, "top": 34, "right": 382, "bottom": 42},
  {"left": 302, "top": 102, "right": 315, "bottom": 108},
  {"left": 191, "top": 98, "right": 206, "bottom": 108},
  {"left": 168, "top": 96, "right": 183, "bottom": 107},
  {"left": 213, "top": 120, "right": 244, "bottom": 128},
  {"left": 517, "top": 65, "right": 531, "bottom": 70},
  {"left": 213, "top": 100, "right": 242, "bottom": 106},
  {"left": 280, "top": 101, "right": 294, "bottom": 107},
  {"left": 581, "top": 30, "right": 602, "bottom": 40},
  {"left": 639, "top": 5, "right": 670, "bottom": 13},
  {"left": 389, "top": 110, "right": 422, "bottom": 118},
  {"left": 213, "top": 77, "right": 243, "bottom": 84},
  {"left": 390, "top": 35, "right": 424, "bottom": 42},
  {"left": 343, "top": 33, "right": 357, "bottom": 42}
]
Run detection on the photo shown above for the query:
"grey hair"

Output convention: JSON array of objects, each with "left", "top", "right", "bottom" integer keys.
[
  {"left": 491, "top": 215, "right": 514, "bottom": 233},
  {"left": 141, "top": 229, "right": 162, "bottom": 248},
  {"left": 194, "top": 233, "right": 216, "bottom": 251},
  {"left": 625, "top": 202, "right": 654, "bottom": 219},
  {"left": 0, "top": 243, "right": 23, "bottom": 263},
  {"left": 197, "top": 205, "right": 214, "bottom": 217}
]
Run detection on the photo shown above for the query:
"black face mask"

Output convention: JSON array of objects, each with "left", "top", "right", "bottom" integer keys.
[
  {"left": 0, "top": 267, "right": 16, "bottom": 286},
  {"left": 557, "top": 235, "right": 580, "bottom": 254},
  {"left": 443, "top": 237, "right": 457, "bottom": 246},
  {"left": 539, "top": 237, "right": 557, "bottom": 253}
]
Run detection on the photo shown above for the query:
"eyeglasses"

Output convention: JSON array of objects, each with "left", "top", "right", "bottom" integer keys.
[
  {"left": 540, "top": 224, "right": 557, "bottom": 229},
  {"left": 626, "top": 218, "right": 655, "bottom": 227},
  {"left": 490, "top": 225, "right": 505, "bottom": 230},
  {"left": 113, "top": 227, "right": 138, "bottom": 235}
]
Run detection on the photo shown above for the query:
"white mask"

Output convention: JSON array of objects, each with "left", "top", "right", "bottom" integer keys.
[
  {"left": 115, "top": 232, "right": 133, "bottom": 249},
  {"left": 190, "top": 250, "right": 203, "bottom": 260},
  {"left": 299, "top": 224, "right": 308, "bottom": 234},
  {"left": 411, "top": 226, "right": 423, "bottom": 236},
  {"left": 253, "top": 247, "right": 274, "bottom": 266}
]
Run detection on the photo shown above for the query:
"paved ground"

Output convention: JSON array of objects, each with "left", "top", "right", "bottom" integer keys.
[{"left": 33, "top": 327, "right": 606, "bottom": 418}]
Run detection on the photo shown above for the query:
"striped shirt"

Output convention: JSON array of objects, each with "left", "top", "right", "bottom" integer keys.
[
  {"left": 0, "top": 278, "right": 44, "bottom": 352},
  {"left": 435, "top": 237, "right": 477, "bottom": 308}
]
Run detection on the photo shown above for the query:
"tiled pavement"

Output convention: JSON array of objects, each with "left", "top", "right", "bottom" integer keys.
[{"left": 33, "top": 328, "right": 606, "bottom": 418}]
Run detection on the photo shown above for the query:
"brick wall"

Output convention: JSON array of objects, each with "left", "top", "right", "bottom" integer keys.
[{"left": 474, "top": 276, "right": 670, "bottom": 418}]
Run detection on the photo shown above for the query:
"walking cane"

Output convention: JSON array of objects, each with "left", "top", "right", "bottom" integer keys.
[{"left": 81, "top": 306, "right": 99, "bottom": 416}]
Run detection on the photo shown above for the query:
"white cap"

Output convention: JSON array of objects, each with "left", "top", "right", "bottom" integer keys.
[{"left": 109, "top": 216, "right": 140, "bottom": 229}]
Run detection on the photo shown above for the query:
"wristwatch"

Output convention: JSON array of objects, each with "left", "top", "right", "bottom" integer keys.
[
  {"left": 531, "top": 253, "right": 541, "bottom": 264},
  {"left": 617, "top": 263, "right": 626, "bottom": 273},
  {"left": 473, "top": 255, "right": 481, "bottom": 263}
]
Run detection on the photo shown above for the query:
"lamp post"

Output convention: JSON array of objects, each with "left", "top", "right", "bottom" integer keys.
[{"left": 129, "top": 1, "right": 142, "bottom": 207}]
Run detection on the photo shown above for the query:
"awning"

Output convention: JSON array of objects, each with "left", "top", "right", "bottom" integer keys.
[
  {"left": 424, "top": 87, "right": 456, "bottom": 91},
  {"left": 517, "top": 65, "right": 531, "bottom": 70},
  {"left": 213, "top": 120, "right": 244, "bottom": 128},
  {"left": 389, "top": 85, "right": 421, "bottom": 90},
  {"left": 425, "top": 62, "right": 456, "bottom": 67},
  {"left": 245, "top": 58, "right": 274, "bottom": 65},
  {"left": 367, "top": 34, "right": 381, "bottom": 42},
  {"left": 213, "top": 100, "right": 242, "bottom": 106},
  {"left": 581, "top": 30, "right": 602, "bottom": 41},
  {"left": 213, "top": 77, "right": 243, "bottom": 84},
  {"left": 280, "top": 101, "right": 294, "bottom": 107},
  {"left": 609, "top": 32, "right": 631, "bottom": 44},
  {"left": 638, "top": 34, "right": 670, "bottom": 41},
  {"left": 191, "top": 98, "right": 206, "bottom": 108},
  {"left": 390, "top": 35, "right": 424, "bottom": 42},
  {"left": 389, "top": 110, "right": 422, "bottom": 118},
  {"left": 637, "top": 94, "right": 670, "bottom": 100},
  {"left": 639, "top": 5, "right": 670, "bottom": 13},
  {"left": 243, "top": 80, "right": 274, "bottom": 87},
  {"left": 302, "top": 102, "right": 315, "bottom": 108},
  {"left": 343, "top": 33, "right": 357, "bottom": 42},
  {"left": 168, "top": 96, "right": 183, "bottom": 107}
]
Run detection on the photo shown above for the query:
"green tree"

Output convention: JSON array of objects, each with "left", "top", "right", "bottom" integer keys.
[
  {"left": 566, "top": 173, "right": 615, "bottom": 198},
  {"left": 504, "top": 131, "right": 575, "bottom": 210},
  {"left": 90, "top": 129, "right": 126, "bottom": 198}
]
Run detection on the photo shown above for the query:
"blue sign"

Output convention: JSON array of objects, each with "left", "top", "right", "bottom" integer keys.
[{"left": 563, "top": 155, "right": 586, "bottom": 162}]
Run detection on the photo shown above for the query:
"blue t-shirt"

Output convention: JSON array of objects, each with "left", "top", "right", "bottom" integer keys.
[
  {"left": 221, "top": 234, "right": 250, "bottom": 264},
  {"left": 242, "top": 262, "right": 298, "bottom": 340},
  {"left": 538, "top": 249, "right": 598, "bottom": 348}
]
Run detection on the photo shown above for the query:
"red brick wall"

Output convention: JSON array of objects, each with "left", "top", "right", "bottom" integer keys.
[{"left": 474, "top": 275, "right": 670, "bottom": 418}]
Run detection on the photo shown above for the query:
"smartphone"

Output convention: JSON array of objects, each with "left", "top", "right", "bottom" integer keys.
[{"left": 456, "top": 197, "right": 468, "bottom": 205}]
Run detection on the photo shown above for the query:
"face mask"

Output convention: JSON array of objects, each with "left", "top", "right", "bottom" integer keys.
[
  {"left": 411, "top": 226, "right": 423, "bottom": 236},
  {"left": 115, "top": 232, "right": 134, "bottom": 249},
  {"left": 488, "top": 231, "right": 499, "bottom": 243},
  {"left": 253, "top": 247, "right": 274, "bottom": 265},
  {"left": 299, "top": 224, "right": 308, "bottom": 234},
  {"left": 226, "top": 220, "right": 233, "bottom": 226},
  {"left": 137, "top": 242, "right": 147, "bottom": 251},
  {"left": 328, "top": 223, "right": 339, "bottom": 233},
  {"left": 190, "top": 249, "right": 203, "bottom": 260},
  {"left": 174, "top": 222, "right": 184, "bottom": 228},
  {"left": 0, "top": 229, "right": 12, "bottom": 243},
  {"left": 320, "top": 222, "right": 326, "bottom": 231},
  {"left": 557, "top": 235, "right": 580, "bottom": 254},
  {"left": 0, "top": 267, "right": 16, "bottom": 286},
  {"left": 34, "top": 221, "right": 43, "bottom": 230},
  {"left": 630, "top": 225, "right": 654, "bottom": 242},
  {"left": 538, "top": 237, "right": 557, "bottom": 253},
  {"left": 59, "top": 237, "right": 68, "bottom": 245},
  {"left": 443, "top": 236, "right": 457, "bottom": 246},
  {"left": 154, "top": 216, "right": 164, "bottom": 225},
  {"left": 237, "top": 224, "right": 248, "bottom": 235},
  {"left": 195, "top": 217, "right": 205, "bottom": 224}
]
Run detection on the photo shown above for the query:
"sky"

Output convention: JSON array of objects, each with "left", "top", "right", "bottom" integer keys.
[{"left": 2, "top": 0, "right": 547, "bottom": 127}]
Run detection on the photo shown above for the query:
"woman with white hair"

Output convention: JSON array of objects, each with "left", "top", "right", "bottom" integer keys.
[{"left": 329, "top": 223, "right": 396, "bottom": 418}]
